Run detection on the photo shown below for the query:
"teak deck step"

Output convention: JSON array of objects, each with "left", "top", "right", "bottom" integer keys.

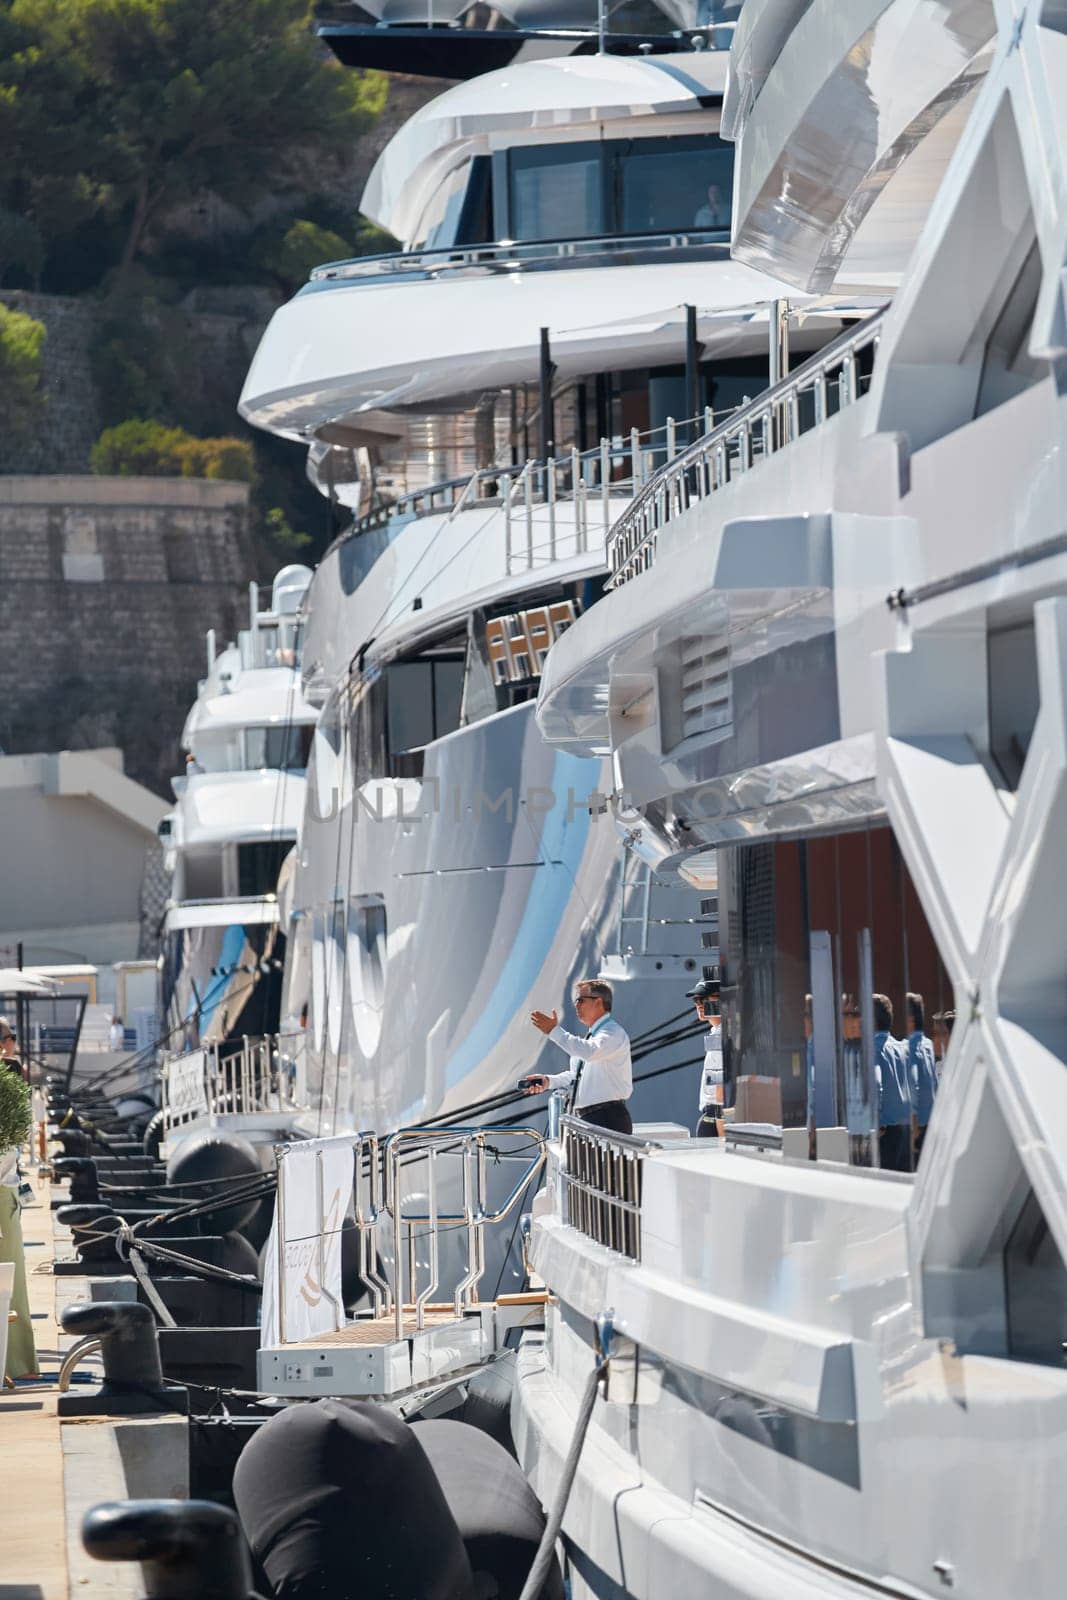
[
  {"left": 296, "top": 1291, "right": 549, "bottom": 1349},
  {"left": 299, "top": 1308, "right": 462, "bottom": 1348}
]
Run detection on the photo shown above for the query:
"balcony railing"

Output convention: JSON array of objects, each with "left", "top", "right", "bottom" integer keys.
[
  {"left": 348, "top": 409, "right": 740, "bottom": 576},
  {"left": 607, "top": 307, "right": 887, "bottom": 587},
  {"left": 560, "top": 1115, "right": 663, "bottom": 1262},
  {"left": 308, "top": 230, "right": 730, "bottom": 289}
]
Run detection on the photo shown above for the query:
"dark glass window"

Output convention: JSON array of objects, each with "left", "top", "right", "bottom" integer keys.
[
  {"left": 616, "top": 137, "right": 733, "bottom": 234},
  {"left": 386, "top": 662, "right": 435, "bottom": 755},
  {"left": 411, "top": 156, "right": 493, "bottom": 251},
  {"left": 244, "top": 723, "right": 313, "bottom": 771},
  {"left": 504, "top": 133, "right": 735, "bottom": 244},
  {"left": 236, "top": 839, "right": 290, "bottom": 897},
  {"left": 989, "top": 618, "right": 1039, "bottom": 790},
  {"left": 509, "top": 143, "right": 604, "bottom": 241},
  {"left": 382, "top": 647, "right": 466, "bottom": 775},
  {"left": 1005, "top": 1187, "right": 1067, "bottom": 1368}
]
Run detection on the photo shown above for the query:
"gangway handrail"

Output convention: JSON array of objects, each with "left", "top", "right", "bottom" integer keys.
[{"left": 271, "top": 1123, "right": 546, "bottom": 1347}]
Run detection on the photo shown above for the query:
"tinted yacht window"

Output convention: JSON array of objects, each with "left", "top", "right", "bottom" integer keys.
[
  {"left": 504, "top": 134, "right": 734, "bottom": 243},
  {"left": 617, "top": 137, "right": 733, "bottom": 233},
  {"left": 509, "top": 143, "right": 604, "bottom": 240},
  {"left": 244, "top": 724, "right": 312, "bottom": 771}
]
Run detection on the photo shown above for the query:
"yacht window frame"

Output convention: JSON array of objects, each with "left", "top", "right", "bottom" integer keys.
[{"left": 496, "top": 130, "right": 735, "bottom": 246}]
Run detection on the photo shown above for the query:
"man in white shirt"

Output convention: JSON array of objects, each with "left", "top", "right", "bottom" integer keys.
[{"left": 524, "top": 978, "right": 633, "bottom": 1134}]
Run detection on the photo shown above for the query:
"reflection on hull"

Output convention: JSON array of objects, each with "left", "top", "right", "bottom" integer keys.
[
  {"left": 162, "top": 919, "right": 285, "bottom": 1051},
  {"left": 288, "top": 701, "right": 708, "bottom": 1137}
]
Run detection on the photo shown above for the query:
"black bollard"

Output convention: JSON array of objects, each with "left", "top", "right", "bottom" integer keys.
[
  {"left": 82, "top": 1499, "right": 259, "bottom": 1599},
  {"left": 54, "top": 1128, "right": 94, "bottom": 1158},
  {"left": 53, "top": 1156, "right": 101, "bottom": 1204},
  {"left": 58, "top": 1300, "right": 188, "bottom": 1417}
]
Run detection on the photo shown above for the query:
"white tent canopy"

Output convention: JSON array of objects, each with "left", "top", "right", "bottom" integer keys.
[{"left": 0, "top": 969, "right": 59, "bottom": 996}]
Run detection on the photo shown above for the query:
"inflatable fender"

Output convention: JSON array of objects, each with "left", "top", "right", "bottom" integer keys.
[
  {"left": 166, "top": 1132, "right": 262, "bottom": 1235},
  {"left": 142, "top": 1109, "right": 165, "bottom": 1162},
  {"left": 410, "top": 1419, "right": 564, "bottom": 1600},
  {"left": 234, "top": 1399, "right": 474, "bottom": 1600}
]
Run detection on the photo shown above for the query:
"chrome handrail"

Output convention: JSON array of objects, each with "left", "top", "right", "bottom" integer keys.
[
  {"left": 271, "top": 1124, "right": 546, "bottom": 1346},
  {"left": 161, "top": 1031, "right": 307, "bottom": 1133},
  {"left": 308, "top": 230, "right": 730, "bottom": 287},
  {"left": 607, "top": 306, "right": 888, "bottom": 588},
  {"left": 343, "top": 405, "right": 740, "bottom": 580}
]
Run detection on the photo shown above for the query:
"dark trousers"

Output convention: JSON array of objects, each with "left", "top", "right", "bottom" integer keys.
[
  {"left": 879, "top": 1123, "right": 911, "bottom": 1173},
  {"left": 696, "top": 1107, "right": 720, "bottom": 1139},
  {"left": 579, "top": 1101, "right": 633, "bottom": 1136}
]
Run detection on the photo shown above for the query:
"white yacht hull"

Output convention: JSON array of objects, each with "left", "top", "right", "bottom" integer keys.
[{"left": 514, "top": 1143, "right": 1067, "bottom": 1600}]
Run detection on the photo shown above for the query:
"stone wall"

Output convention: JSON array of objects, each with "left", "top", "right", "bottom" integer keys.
[
  {"left": 0, "top": 476, "right": 255, "bottom": 794},
  {"left": 0, "top": 290, "right": 271, "bottom": 475},
  {"left": 0, "top": 293, "right": 103, "bottom": 475}
]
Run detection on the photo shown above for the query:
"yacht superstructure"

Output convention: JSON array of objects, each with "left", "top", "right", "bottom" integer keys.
[
  {"left": 237, "top": 38, "right": 864, "bottom": 1142},
  {"left": 509, "top": 3, "right": 1067, "bottom": 1596},
  {"left": 159, "top": 565, "right": 317, "bottom": 1053}
]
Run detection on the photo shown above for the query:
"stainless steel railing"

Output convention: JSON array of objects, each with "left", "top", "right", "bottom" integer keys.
[
  {"left": 560, "top": 1115, "right": 662, "bottom": 1263},
  {"left": 309, "top": 230, "right": 730, "bottom": 287},
  {"left": 347, "top": 408, "right": 741, "bottom": 577},
  {"left": 162, "top": 1033, "right": 306, "bottom": 1134},
  {"left": 607, "top": 308, "right": 887, "bottom": 588}
]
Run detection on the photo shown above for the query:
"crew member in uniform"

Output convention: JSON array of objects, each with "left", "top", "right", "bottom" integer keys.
[
  {"left": 525, "top": 978, "right": 633, "bottom": 1134},
  {"left": 688, "top": 977, "right": 723, "bottom": 1137}
]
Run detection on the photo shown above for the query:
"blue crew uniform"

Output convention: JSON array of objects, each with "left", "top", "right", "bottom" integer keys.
[
  {"left": 875, "top": 1030, "right": 912, "bottom": 1172},
  {"left": 908, "top": 1029, "right": 937, "bottom": 1158}
]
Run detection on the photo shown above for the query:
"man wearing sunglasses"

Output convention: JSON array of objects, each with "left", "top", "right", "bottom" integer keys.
[{"left": 525, "top": 978, "right": 633, "bottom": 1135}]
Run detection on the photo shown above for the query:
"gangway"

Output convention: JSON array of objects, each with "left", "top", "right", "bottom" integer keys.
[{"left": 257, "top": 1124, "right": 547, "bottom": 1398}]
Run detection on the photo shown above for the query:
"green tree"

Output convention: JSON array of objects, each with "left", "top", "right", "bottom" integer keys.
[
  {"left": 0, "top": 1, "right": 105, "bottom": 272},
  {"left": 253, "top": 218, "right": 353, "bottom": 292},
  {"left": 0, "top": 301, "right": 46, "bottom": 440},
  {"left": 0, "top": 1070, "right": 31, "bottom": 1152},
  {"left": 91, "top": 417, "right": 255, "bottom": 481},
  {"left": 1, "top": 0, "right": 386, "bottom": 286},
  {"left": 0, "top": 208, "right": 44, "bottom": 287},
  {"left": 264, "top": 504, "right": 311, "bottom": 553}
]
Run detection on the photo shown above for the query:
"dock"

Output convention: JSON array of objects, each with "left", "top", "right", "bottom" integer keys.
[{"left": 3, "top": 1171, "right": 70, "bottom": 1600}]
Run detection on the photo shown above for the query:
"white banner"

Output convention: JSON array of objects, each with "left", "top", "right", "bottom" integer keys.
[
  {"left": 260, "top": 1136, "right": 353, "bottom": 1348},
  {"left": 166, "top": 1051, "right": 208, "bottom": 1119}
]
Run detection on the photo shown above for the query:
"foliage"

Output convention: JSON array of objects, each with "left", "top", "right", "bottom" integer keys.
[
  {"left": 264, "top": 504, "right": 312, "bottom": 553},
  {"left": 0, "top": 1070, "right": 31, "bottom": 1154},
  {"left": 0, "top": 301, "right": 46, "bottom": 440},
  {"left": 0, "top": 207, "right": 44, "bottom": 287},
  {"left": 91, "top": 418, "right": 255, "bottom": 481},
  {"left": 253, "top": 218, "right": 353, "bottom": 292},
  {"left": 0, "top": 0, "right": 387, "bottom": 288}
]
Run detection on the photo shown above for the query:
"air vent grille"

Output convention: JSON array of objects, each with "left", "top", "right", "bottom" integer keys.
[{"left": 680, "top": 636, "right": 731, "bottom": 742}]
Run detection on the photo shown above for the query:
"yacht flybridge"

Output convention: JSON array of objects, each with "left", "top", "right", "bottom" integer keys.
[{"left": 159, "top": 565, "right": 317, "bottom": 1055}]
